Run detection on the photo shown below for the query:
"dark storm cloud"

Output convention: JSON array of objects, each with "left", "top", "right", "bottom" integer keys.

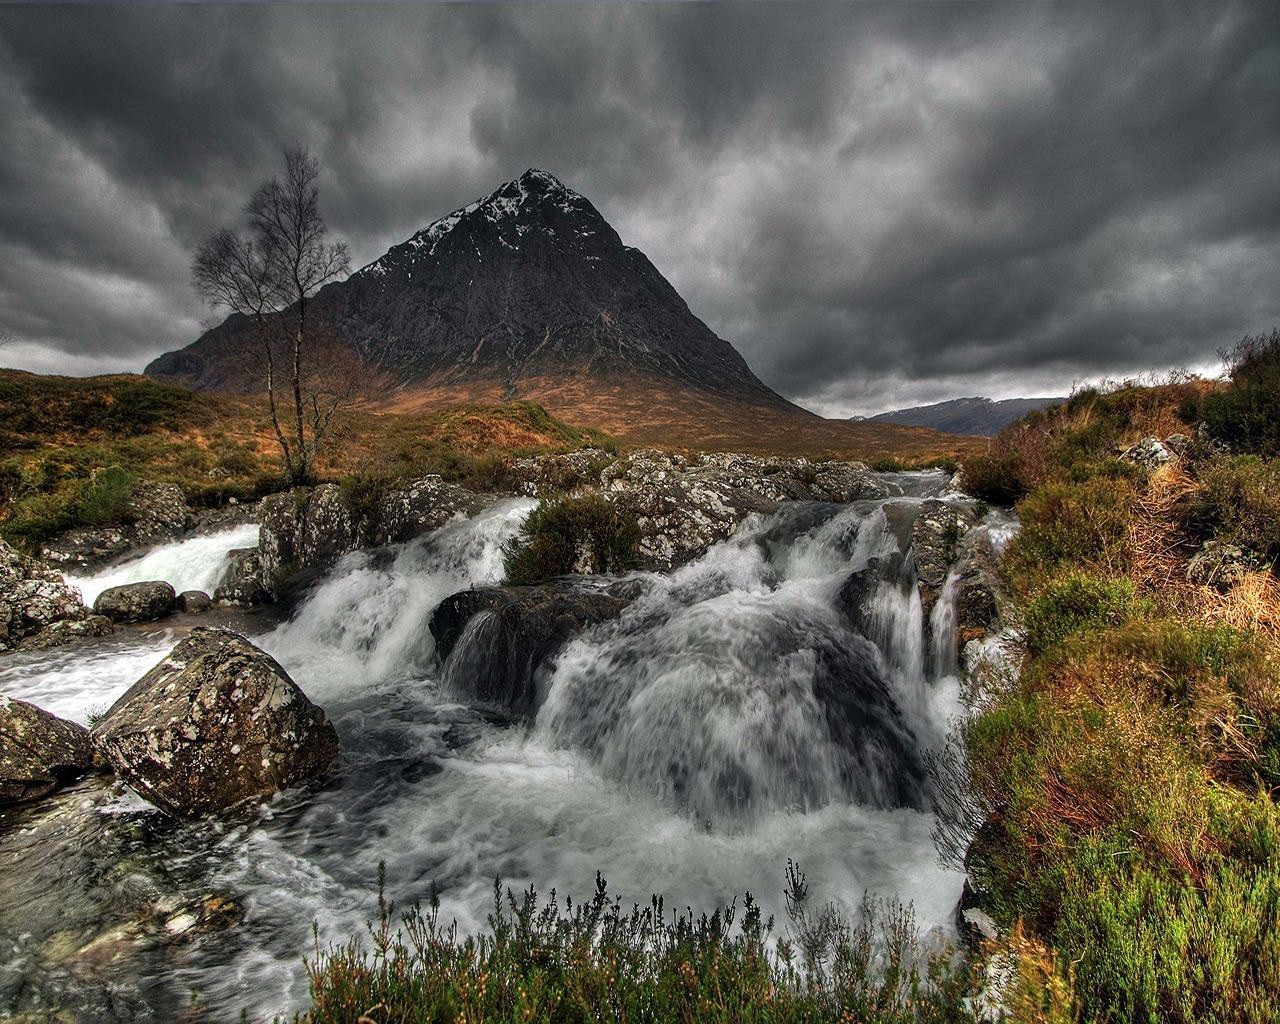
[{"left": 0, "top": 3, "right": 1277, "bottom": 413}]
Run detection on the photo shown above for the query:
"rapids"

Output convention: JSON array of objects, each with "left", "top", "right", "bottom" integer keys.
[{"left": 0, "top": 479, "right": 990, "bottom": 1022}]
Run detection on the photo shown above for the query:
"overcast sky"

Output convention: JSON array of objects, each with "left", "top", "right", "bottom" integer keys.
[{"left": 1, "top": 3, "right": 1277, "bottom": 416}]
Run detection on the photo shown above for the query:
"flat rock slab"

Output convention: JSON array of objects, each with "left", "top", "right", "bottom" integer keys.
[{"left": 92, "top": 627, "right": 338, "bottom": 817}]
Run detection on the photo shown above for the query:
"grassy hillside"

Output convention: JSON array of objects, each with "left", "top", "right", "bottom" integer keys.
[
  {"left": 948, "top": 334, "right": 1280, "bottom": 1022},
  {"left": 0, "top": 371, "right": 614, "bottom": 551}
]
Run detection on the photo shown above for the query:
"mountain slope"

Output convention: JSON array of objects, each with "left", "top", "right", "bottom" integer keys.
[
  {"left": 147, "top": 168, "right": 978, "bottom": 460},
  {"left": 867, "top": 396, "right": 1065, "bottom": 436}
]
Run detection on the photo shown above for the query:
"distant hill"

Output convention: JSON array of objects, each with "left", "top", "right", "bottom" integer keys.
[
  {"left": 866, "top": 396, "right": 1065, "bottom": 436},
  {"left": 145, "top": 168, "right": 976, "bottom": 462}
]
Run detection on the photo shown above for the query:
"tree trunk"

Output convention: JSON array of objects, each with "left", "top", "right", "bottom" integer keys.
[{"left": 292, "top": 289, "right": 309, "bottom": 484}]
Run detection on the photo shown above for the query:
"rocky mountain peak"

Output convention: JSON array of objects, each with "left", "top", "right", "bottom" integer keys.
[{"left": 148, "top": 168, "right": 792, "bottom": 409}]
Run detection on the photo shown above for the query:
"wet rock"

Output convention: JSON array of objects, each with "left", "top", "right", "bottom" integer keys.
[
  {"left": 93, "top": 581, "right": 175, "bottom": 624},
  {"left": 431, "top": 581, "right": 636, "bottom": 718},
  {"left": 175, "top": 590, "right": 212, "bottom": 614},
  {"left": 0, "top": 540, "right": 95, "bottom": 651},
  {"left": 1120, "top": 436, "right": 1174, "bottom": 468},
  {"left": 126, "top": 482, "right": 191, "bottom": 546},
  {"left": 259, "top": 479, "right": 486, "bottom": 593},
  {"left": 92, "top": 627, "right": 338, "bottom": 817},
  {"left": 0, "top": 695, "right": 94, "bottom": 805},
  {"left": 40, "top": 481, "right": 192, "bottom": 570},
  {"left": 258, "top": 484, "right": 357, "bottom": 590},
  {"left": 953, "top": 533, "right": 1003, "bottom": 647},
  {"left": 17, "top": 615, "right": 114, "bottom": 651},
  {"left": 911, "top": 500, "right": 978, "bottom": 615},
  {"left": 508, "top": 448, "right": 615, "bottom": 496},
  {"left": 837, "top": 554, "right": 906, "bottom": 638},
  {"left": 213, "top": 548, "right": 273, "bottom": 606},
  {"left": 810, "top": 460, "right": 888, "bottom": 503},
  {"left": 600, "top": 449, "right": 882, "bottom": 571}
]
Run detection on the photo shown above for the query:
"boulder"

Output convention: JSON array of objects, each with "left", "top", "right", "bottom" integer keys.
[
  {"left": 0, "top": 540, "right": 95, "bottom": 651},
  {"left": 92, "top": 627, "right": 338, "bottom": 817},
  {"left": 258, "top": 484, "right": 357, "bottom": 589},
  {"left": 600, "top": 449, "right": 887, "bottom": 571},
  {"left": 954, "top": 551, "right": 1002, "bottom": 646},
  {"left": 176, "top": 590, "right": 212, "bottom": 614},
  {"left": 213, "top": 548, "right": 273, "bottom": 606},
  {"left": 1120, "top": 436, "right": 1174, "bottom": 469},
  {"left": 94, "top": 581, "right": 175, "bottom": 624},
  {"left": 1186, "top": 540, "right": 1260, "bottom": 591},
  {"left": 258, "top": 479, "right": 486, "bottom": 594},
  {"left": 17, "top": 614, "right": 113, "bottom": 651},
  {"left": 0, "top": 695, "right": 94, "bottom": 805},
  {"left": 371, "top": 475, "right": 486, "bottom": 544},
  {"left": 431, "top": 581, "right": 637, "bottom": 718}
]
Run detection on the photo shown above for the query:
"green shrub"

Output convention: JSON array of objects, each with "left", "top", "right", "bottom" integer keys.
[
  {"left": 1022, "top": 573, "right": 1151, "bottom": 656},
  {"left": 1005, "top": 478, "right": 1136, "bottom": 589},
  {"left": 504, "top": 494, "right": 640, "bottom": 585},
  {"left": 1055, "top": 828, "right": 1280, "bottom": 1024},
  {"left": 1202, "top": 330, "right": 1280, "bottom": 456},
  {"left": 1182, "top": 455, "right": 1280, "bottom": 566},
  {"left": 72, "top": 466, "right": 138, "bottom": 527},
  {"left": 960, "top": 447, "right": 1026, "bottom": 504}
]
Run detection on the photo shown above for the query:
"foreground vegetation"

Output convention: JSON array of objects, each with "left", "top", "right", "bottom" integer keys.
[
  {"left": 297, "top": 866, "right": 990, "bottom": 1024},
  {"left": 950, "top": 331, "right": 1280, "bottom": 1023}
]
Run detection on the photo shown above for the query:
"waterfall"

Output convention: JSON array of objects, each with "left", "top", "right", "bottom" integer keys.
[
  {"left": 66, "top": 522, "right": 261, "bottom": 606},
  {"left": 0, "top": 477, "right": 984, "bottom": 1023}
]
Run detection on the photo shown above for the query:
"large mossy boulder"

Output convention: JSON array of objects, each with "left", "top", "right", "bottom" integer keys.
[
  {"left": 93, "top": 580, "right": 176, "bottom": 624},
  {"left": 92, "top": 627, "right": 338, "bottom": 817},
  {"left": 0, "top": 695, "right": 94, "bottom": 805}
]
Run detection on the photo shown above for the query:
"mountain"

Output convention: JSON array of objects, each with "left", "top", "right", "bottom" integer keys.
[
  {"left": 866, "top": 396, "right": 1065, "bottom": 436},
  {"left": 150, "top": 168, "right": 786, "bottom": 405},
  {"left": 147, "top": 168, "right": 974, "bottom": 460}
]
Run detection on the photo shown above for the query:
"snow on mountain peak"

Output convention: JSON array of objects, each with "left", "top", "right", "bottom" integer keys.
[{"left": 355, "top": 168, "right": 593, "bottom": 279}]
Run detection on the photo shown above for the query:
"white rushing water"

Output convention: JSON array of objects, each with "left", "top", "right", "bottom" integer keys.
[
  {"left": 65, "top": 522, "right": 261, "bottom": 606},
  {"left": 0, "top": 485, "right": 985, "bottom": 1021}
]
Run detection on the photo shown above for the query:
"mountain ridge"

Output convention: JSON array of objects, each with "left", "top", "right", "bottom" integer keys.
[{"left": 866, "top": 395, "right": 1065, "bottom": 436}]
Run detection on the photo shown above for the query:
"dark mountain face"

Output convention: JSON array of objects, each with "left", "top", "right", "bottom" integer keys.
[
  {"left": 866, "top": 396, "right": 1065, "bottom": 436},
  {"left": 148, "top": 169, "right": 788, "bottom": 407}
]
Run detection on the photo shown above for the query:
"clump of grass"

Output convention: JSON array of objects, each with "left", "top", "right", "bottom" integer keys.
[
  {"left": 1181, "top": 455, "right": 1280, "bottom": 567},
  {"left": 297, "top": 864, "right": 976, "bottom": 1024},
  {"left": 504, "top": 494, "right": 640, "bottom": 585}
]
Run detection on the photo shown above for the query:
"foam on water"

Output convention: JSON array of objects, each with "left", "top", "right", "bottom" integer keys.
[
  {"left": 66, "top": 522, "right": 261, "bottom": 606},
  {"left": 0, "top": 482, "right": 989, "bottom": 1022}
]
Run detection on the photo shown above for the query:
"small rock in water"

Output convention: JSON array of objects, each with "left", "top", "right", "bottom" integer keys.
[
  {"left": 91, "top": 627, "right": 338, "bottom": 817},
  {"left": 94, "top": 581, "right": 176, "bottom": 624},
  {"left": 175, "top": 590, "right": 212, "bottom": 614},
  {"left": 0, "top": 695, "right": 94, "bottom": 805}
]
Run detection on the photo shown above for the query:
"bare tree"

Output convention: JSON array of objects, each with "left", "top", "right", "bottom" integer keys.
[{"left": 192, "top": 147, "right": 351, "bottom": 485}]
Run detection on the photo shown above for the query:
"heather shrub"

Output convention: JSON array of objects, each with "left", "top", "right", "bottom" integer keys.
[
  {"left": 504, "top": 494, "right": 639, "bottom": 585},
  {"left": 1021, "top": 573, "right": 1150, "bottom": 656},
  {"left": 1004, "top": 478, "right": 1136, "bottom": 589},
  {"left": 1182, "top": 455, "right": 1280, "bottom": 566},
  {"left": 1202, "top": 330, "right": 1280, "bottom": 456},
  {"left": 298, "top": 866, "right": 977, "bottom": 1024}
]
